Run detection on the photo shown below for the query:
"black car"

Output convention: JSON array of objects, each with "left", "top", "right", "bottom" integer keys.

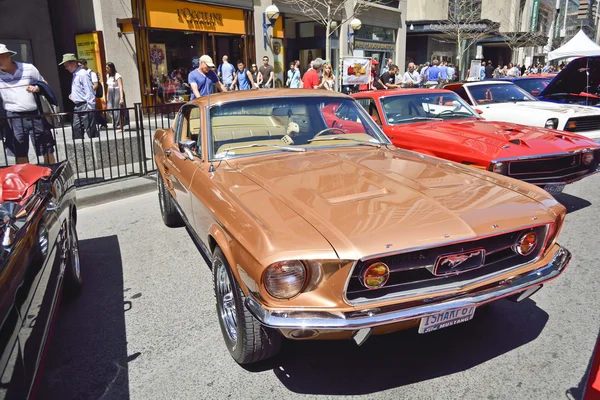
[{"left": 0, "top": 161, "right": 81, "bottom": 399}]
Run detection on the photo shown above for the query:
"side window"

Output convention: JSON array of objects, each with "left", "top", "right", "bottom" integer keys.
[
  {"left": 368, "top": 99, "right": 382, "bottom": 125},
  {"left": 175, "top": 105, "right": 202, "bottom": 158},
  {"left": 455, "top": 87, "right": 472, "bottom": 104}
]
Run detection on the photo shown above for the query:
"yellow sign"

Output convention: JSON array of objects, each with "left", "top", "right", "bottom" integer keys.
[
  {"left": 75, "top": 32, "right": 103, "bottom": 73},
  {"left": 146, "top": 0, "right": 245, "bottom": 34}
]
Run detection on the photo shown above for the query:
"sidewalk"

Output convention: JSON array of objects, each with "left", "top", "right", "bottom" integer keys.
[{"left": 76, "top": 173, "right": 157, "bottom": 209}]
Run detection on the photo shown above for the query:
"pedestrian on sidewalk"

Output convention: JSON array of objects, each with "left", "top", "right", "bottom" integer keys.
[
  {"left": 286, "top": 61, "right": 302, "bottom": 88},
  {"left": 302, "top": 58, "right": 324, "bottom": 89},
  {"left": 79, "top": 58, "right": 107, "bottom": 128},
  {"left": 60, "top": 53, "right": 98, "bottom": 140},
  {"left": 250, "top": 63, "right": 259, "bottom": 88},
  {"left": 105, "top": 62, "right": 129, "bottom": 131},
  {"left": 188, "top": 55, "right": 226, "bottom": 99},
  {"left": 217, "top": 55, "right": 235, "bottom": 91},
  {"left": 230, "top": 61, "right": 255, "bottom": 91},
  {"left": 0, "top": 44, "right": 56, "bottom": 163},
  {"left": 257, "top": 56, "right": 274, "bottom": 89}
]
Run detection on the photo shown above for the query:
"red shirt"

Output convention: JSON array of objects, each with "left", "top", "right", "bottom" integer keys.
[{"left": 302, "top": 69, "right": 320, "bottom": 89}]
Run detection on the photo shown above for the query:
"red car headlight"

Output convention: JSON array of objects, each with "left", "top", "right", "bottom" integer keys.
[{"left": 582, "top": 151, "right": 594, "bottom": 166}]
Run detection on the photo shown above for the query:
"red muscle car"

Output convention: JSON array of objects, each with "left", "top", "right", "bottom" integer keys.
[{"left": 349, "top": 89, "right": 600, "bottom": 193}]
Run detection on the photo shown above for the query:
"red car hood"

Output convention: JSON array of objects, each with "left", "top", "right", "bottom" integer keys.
[{"left": 390, "top": 118, "right": 599, "bottom": 159}]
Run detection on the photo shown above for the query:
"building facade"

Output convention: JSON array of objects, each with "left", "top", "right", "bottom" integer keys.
[
  {"left": 2, "top": 0, "right": 408, "bottom": 108},
  {"left": 406, "top": 0, "right": 558, "bottom": 75}
]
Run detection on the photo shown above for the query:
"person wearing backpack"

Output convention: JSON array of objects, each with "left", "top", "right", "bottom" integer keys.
[{"left": 79, "top": 58, "right": 107, "bottom": 128}]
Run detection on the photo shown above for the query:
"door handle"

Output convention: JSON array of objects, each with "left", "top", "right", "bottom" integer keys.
[{"left": 164, "top": 148, "right": 172, "bottom": 156}]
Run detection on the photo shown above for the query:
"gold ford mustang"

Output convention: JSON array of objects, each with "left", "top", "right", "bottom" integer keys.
[{"left": 154, "top": 89, "right": 571, "bottom": 364}]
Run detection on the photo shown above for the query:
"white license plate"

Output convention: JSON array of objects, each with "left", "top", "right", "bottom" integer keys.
[
  {"left": 544, "top": 184, "right": 566, "bottom": 194},
  {"left": 418, "top": 306, "right": 476, "bottom": 334}
]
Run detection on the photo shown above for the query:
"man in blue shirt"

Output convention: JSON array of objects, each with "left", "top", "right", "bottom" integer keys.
[
  {"left": 217, "top": 55, "right": 236, "bottom": 90},
  {"left": 60, "top": 53, "right": 98, "bottom": 139},
  {"left": 189, "top": 55, "right": 226, "bottom": 99},
  {"left": 479, "top": 61, "right": 486, "bottom": 80},
  {"left": 424, "top": 59, "right": 448, "bottom": 84}
]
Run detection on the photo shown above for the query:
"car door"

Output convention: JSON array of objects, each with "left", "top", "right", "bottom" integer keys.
[
  {"left": 18, "top": 180, "right": 69, "bottom": 397},
  {"left": 161, "top": 105, "right": 200, "bottom": 222}
]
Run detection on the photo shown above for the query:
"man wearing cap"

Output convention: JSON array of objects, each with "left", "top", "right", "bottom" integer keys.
[
  {"left": 188, "top": 55, "right": 226, "bottom": 99},
  {"left": 59, "top": 53, "right": 98, "bottom": 139},
  {"left": 0, "top": 44, "right": 56, "bottom": 163},
  {"left": 302, "top": 58, "right": 325, "bottom": 89}
]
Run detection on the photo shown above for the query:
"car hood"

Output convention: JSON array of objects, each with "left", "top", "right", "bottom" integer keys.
[
  {"left": 234, "top": 149, "right": 557, "bottom": 260},
  {"left": 390, "top": 119, "right": 599, "bottom": 159},
  {"left": 539, "top": 56, "right": 600, "bottom": 98},
  {"left": 483, "top": 100, "right": 600, "bottom": 116}
]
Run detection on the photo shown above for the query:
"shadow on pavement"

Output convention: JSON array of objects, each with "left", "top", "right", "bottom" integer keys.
[
  {"left": 554, "top": 193, "right": 592, "bottom": 214},
  {"left": 249, "top": 298, "right": 549, "bottom": 395},
  {"left": 37, "top": 235, "right": 131, "bottom": 400}
]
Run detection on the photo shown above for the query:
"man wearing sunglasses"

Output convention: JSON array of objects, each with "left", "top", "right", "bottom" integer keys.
[{"left": 257, "top": 56, "right": 274, "bottom": 89}]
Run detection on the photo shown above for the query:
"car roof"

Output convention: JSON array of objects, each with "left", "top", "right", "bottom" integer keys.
[
  {"left": 187, "top": 88, "right": 349, "bottom": 108},
  {"left": 351, "top": 88, "right": 451, "bottom": 99},
  {"left": 462, "top": 80, "right": 513, "bottom": 86}
]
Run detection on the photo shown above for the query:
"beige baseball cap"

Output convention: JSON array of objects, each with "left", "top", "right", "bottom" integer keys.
[
  {"left": 0, "top": 44, "right": 16, "bottom": 56},
  {"left": 199, "top": 55, "right": 215, "bottom": 68}
]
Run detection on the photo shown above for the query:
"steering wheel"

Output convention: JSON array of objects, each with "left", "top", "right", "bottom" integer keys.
[{"left": 312, "top": 127, "right": 347, "bottom": 138}]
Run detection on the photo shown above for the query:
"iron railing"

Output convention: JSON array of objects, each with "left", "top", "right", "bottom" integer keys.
[{"left": 0, "top": 102, "right": 183, "bottom": 187}]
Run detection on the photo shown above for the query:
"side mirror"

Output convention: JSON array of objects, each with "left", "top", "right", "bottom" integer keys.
[
  {"left": 178, "top": 140, "right": 197, "bottom": 160},
  {"left": 474, "top": 109, "right": 484, "bottom": 115}
]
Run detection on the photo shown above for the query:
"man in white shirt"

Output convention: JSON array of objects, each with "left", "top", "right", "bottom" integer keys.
[
  {"left": 402, "top": 62, "right": 421, "bottom": 87},
  {"left": 0, "top": 44, "right": 55, "bottom": 164}
]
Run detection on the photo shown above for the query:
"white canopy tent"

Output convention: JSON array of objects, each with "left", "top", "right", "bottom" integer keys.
[{"left": 548, "top": 30, "right": 600, "bottom": 61}]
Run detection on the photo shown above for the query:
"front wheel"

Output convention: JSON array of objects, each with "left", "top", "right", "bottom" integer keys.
[
  {"left": 63, "top": 221, "right": 83, "bottom": 300},
  {"left": 157, "top": 172, "right": 184, "bottom": 228},
  {"left": 212, "top": 247, "right": 282, "bottom": 364}
]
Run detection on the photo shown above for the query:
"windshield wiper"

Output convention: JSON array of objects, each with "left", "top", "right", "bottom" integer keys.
[
  {"left": 436, "top": 111, "right": 475, "bottom": 118},
  {"left": 391, "top": 116, "right": 443, "bottom": 123},
  {"left": 214, "top": 143, "right": 306, "bottom": 158},
  {"left": 307, "top": 136, "right": 382, "bottom": 148}
]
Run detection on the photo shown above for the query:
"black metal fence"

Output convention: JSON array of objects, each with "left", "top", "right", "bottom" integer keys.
[{"left": 0, "top": 102, "right": 183, "bottom": 187}]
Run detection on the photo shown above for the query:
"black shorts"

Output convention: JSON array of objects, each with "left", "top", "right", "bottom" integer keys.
[{"left": 6, "top": 111, "right": 56, "bottom": 158}]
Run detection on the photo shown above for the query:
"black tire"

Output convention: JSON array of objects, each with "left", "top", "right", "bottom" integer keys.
[
  {"left": 212, "top": 247, "right": 282, "bottom": 364},
  {"left": 157, "top": 173, "right": 184, "bottom": 228},
  {"left": 63, "top": 220, "right": 83, "bottom": 300}
]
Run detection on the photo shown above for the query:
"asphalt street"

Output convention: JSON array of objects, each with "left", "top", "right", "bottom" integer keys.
[{"left": 37, "top": 174, "right": 600, "bottom": 400}]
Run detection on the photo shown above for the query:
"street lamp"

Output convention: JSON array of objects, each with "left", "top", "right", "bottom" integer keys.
[
  {"left": 347, "top": 18, "right": 362, "bottom": 54},
  {"left": 263, "top": 4, "right": 280, "bottom": 50}
]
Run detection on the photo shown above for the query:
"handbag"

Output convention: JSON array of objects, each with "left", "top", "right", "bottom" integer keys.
[{"left": 39, "top": 94, "right": 61, "bottom": 128}]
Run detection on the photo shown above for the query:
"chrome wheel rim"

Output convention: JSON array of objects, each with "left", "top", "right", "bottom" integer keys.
[
  {"left": 216, "top": 261, "right": 237, "bottom": 342},
  {"left": 70, "top": 225, "right": 81, "bottom": 280}
]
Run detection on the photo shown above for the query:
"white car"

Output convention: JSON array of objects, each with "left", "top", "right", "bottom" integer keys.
[{"left": 445, "top": 81, "right": 600, "bottom": 140}]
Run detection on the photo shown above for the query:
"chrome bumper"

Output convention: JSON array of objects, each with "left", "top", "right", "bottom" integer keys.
[{"left": 245, "top": 246, "right": 571, "bottom": 331}]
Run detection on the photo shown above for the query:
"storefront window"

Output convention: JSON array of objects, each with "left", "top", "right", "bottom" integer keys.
[{"left": 356, "top": 25, "right": 395, "bottom": 42}]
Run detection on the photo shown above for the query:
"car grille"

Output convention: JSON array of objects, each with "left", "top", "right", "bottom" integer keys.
[
  {"left": 345, "top": 225, "right": 548, "bottom": 304},
  {"left": 564, "top": 116, "right": 600, "bottom": 133},
  {"left": 505, "top": 153, "right": 598, "bottom": 184}
]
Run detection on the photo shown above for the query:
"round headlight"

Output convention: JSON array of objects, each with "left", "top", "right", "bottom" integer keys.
[
  {"left": 514, "top": 232, "right": 538, "bottom": 256},
  {"left": 545, "top": 118, "right": 558, "bottom": 129},
  {"left": 582, "top": 152, "right": 594, "bottom": 166},
  {"left": 360, "top": 262, "right": 390, "bottom": 289},
  {"left": 492, "top": 162, "right": 506, "bottom": 174},
  {"left": 264, "top": 261, "right": 306, "bottom": 299}
]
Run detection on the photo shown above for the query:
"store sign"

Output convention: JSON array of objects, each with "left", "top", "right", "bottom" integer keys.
[
  {"left": 342, "top": 57, "right": 371, "bottom": 85},
  {"left": 354, "top": 40, "right": 395, "bottom": 51},
  {"left": 75, "top": 32, "right": 103, "bottom": 74},
  {"left": 146, "top": 0, "right": 245, "bottom": 34},
  {"left": 177, "top": 8, "right": 223, "bottom": 29}
]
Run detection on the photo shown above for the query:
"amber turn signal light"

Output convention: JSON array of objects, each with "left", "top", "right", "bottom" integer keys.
[
  {"left": 567, "top": 121, "right": 577, "bottom": 129},
  {"left": 515, "top": 232, "right": 538, "bottom": 256},
  {"left": 361, "top": 262, "right": 390, "bottom": 289}
]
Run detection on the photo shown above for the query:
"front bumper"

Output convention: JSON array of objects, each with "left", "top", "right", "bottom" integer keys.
[{"left": 246, "top": 246, "right": 571, "bottom": 331}]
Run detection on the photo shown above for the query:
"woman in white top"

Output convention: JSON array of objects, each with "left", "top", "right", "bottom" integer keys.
[
  {"left": 106, "top": 62, "right": 129, "bottom": 130},
  {"left": 321, "top": 63, "right": 335, "bottom": 91}
]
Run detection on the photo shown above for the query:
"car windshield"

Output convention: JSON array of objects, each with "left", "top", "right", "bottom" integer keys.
[
  {"left": 380, "top": 92, "right": 479, "bottom": 125},
  {"left": 209, "top": 97, "right": 389, "bottom": 159},
  {"left": 468, "top": 84, "right": 536, "bottom": 105},
  {"left": 514, "top": 78, "right": 552, "bottom": 96}
]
